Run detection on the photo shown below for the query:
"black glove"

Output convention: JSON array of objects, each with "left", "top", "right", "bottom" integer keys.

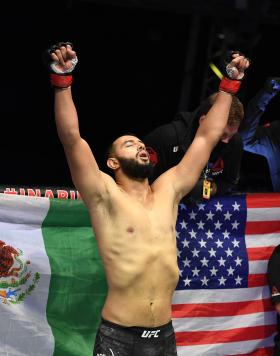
[{"left": 43, "top": 41, "right": 78, "bottom": 88}]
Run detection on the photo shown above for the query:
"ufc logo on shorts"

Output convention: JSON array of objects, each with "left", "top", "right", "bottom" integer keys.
[{"left": 141, "top": 330, "right": 160, "bottom": 338}]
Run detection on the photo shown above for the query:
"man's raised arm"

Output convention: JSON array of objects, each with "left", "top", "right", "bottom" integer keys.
[
  {"left": 155, "top": 52, "right": 250, "bottom": 202},
  {"left": 46, "top": 42, "right": 109, "bottom": 207}
]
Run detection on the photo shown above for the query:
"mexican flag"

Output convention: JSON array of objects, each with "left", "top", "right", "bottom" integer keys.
[{"left": 0, "top": 193, "right": 107, "bottom": 356}]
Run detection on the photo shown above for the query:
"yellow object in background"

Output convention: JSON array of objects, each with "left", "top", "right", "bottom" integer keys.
[{"left": 209, "top": 62, "right": 223, "bottom": 79}]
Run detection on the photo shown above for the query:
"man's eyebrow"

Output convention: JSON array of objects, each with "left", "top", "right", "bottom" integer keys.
[{"left": 122, "top": 139, "right": 143, "bottom": 146}]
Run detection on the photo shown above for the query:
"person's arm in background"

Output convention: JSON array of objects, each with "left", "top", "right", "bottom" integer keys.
[{"left": 240, "top": 77, "right": 280, "bottom": 146}]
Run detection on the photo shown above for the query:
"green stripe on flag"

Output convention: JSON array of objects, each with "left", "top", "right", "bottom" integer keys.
[{"left": 42, "top": 198, "right": 107, "bottom": 356}]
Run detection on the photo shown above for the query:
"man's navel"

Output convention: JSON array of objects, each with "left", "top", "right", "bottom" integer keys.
[{"left": 127, "top": 226, "right": 134, "bottom": 234}]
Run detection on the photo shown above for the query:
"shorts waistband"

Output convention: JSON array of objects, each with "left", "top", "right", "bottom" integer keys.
[{"left": 101, "top": 318, "right": 174, "bottom": 339}]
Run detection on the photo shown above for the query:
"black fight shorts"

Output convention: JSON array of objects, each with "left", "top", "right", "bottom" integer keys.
[{"left": 93, "top": 318, "right": 178, "bottom": 356}]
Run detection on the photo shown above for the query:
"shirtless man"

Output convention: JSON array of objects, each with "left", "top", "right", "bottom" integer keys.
[{"left": 46, "top": 42, "right": 249, "bottom": 356}]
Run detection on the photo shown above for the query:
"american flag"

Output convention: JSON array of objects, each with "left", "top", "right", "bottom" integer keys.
[{"left": 172, "top": 193, "right": 280, "bottom": 356}]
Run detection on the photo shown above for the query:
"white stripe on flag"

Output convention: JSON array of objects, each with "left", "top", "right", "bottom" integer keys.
[
  {"left": 249, "top": 260, "right": 268, "bottom": 274},
  {"left": 246, "top": 233, "right": 280, "bottom": 247},
  {"left": 172, "top": 286, "right": 271, "bottom": 304},
  {"left": 173, "top": 311, "right": 277, "bottom": 331},
  {"left": 247, "top": 207, "right": 280, "bottom": 221},
  {"left": 176, "top": 334, "right": 276, "bottom": 356}
]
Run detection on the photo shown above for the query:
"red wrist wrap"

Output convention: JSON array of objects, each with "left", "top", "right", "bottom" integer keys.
[
  {"left": 50, "top": 73, "right": 73, "bottom": 88},
  {"left": 219, "top": 76, "right": 241, "bottom": 94}
]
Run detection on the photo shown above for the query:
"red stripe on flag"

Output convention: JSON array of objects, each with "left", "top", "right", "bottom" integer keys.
[
  {"left": 246, "top": 220, "right": 280, "bottom": 235},
  {"left": 247, "top": 246, "right": 276, "bottom": 261},
  {"left": 233, "top": 346, "right": 274, "bottom": 356},
  {"left": 175, "top": 324, "right": 276, "bottom": 346},
  {"left": 171, "top": 298, "right": 274, "bottom": 318},
  {"left": 248, "top": 274, "right": 268, "bottom": 287},
  {"left": 246, "top": 193, "right": 280, "bottom": 208}
]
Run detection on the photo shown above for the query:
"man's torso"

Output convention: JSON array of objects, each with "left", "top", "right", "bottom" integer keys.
[{"left": 89, "top": 184, "right": 179, "bottom": 327}]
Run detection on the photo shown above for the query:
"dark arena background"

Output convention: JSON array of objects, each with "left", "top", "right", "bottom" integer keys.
[{"left": 0, "top": 0, "right": 280, "bottom": 192}]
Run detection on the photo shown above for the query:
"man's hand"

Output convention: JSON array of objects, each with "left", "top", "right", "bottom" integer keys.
[
  {"left": 219, "top": 51, "right": 250, "bottom": 94},
  {"left": 225, "top": 51, "right": 250, "bottom": 80},
  {"left": 275, "top": 302, "right": 280, "bottom": 315},
  {"left": 44, "top": 42, "right": 78, "bottom": 88},
  {"left": 49, "top": 42, "right": 78, "bottom": 74}
]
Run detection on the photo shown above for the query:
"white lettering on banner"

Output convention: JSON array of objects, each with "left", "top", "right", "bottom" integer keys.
[{"left": 2, "top": 187, "right": 81, "bottom": 200}]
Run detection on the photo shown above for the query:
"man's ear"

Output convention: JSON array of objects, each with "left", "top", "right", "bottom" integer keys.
[
  {"left": 199, "top": 115, "right": 206, "bottom": 125},
  {"left": 107, "top": 157, "right": 119, "bottom": 170}
]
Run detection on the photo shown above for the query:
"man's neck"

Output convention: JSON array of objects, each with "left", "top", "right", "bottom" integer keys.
[{"left": 116, "top": 175, "right": 152, "bottom": 203}]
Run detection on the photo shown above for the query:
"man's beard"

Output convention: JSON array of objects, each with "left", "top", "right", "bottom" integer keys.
[{"left": 117, "top": 157, "right": 154, "bottom": 180}]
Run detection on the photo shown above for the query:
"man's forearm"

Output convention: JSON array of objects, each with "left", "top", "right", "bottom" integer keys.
[
  {"left": 54, "top": 87, "right": 81, "bottom": 147},
  {"left": 201, "top": 92, "right": 232, "bottom": 145}
]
